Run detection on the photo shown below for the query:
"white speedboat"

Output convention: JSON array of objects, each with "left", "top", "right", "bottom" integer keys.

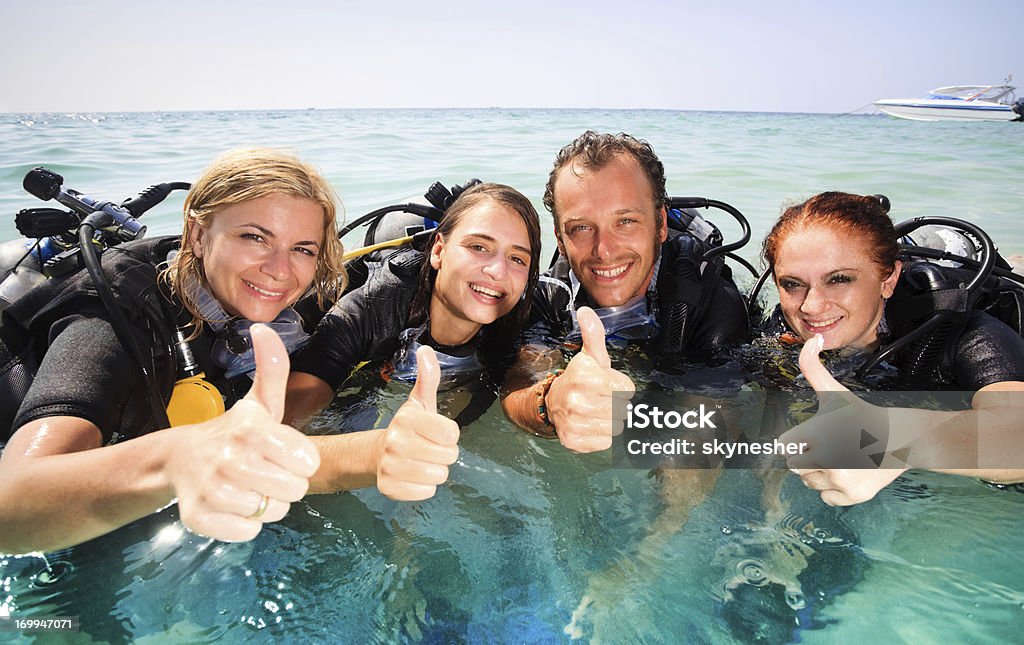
[{"left": 875, "top": 85, "right": 1024, "bottom": 122}]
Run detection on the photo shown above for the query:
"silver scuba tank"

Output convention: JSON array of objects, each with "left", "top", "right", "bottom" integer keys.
[
  {"left": 0, "top": 239, "right": 48, "bottom": 312},
  {"left": 901, "top": 225, "right": 984, "bottom": 266},
  {"left": 364, "top": 196, "right": 438, "bottom": 247}
]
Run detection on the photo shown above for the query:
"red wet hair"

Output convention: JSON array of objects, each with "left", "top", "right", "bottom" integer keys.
[{"left": 762, "top": 191, "right": 899, "bottom": 279}]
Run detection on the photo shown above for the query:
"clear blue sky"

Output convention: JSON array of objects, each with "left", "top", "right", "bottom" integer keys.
[{"left": 1, "top": 0, "right": 1020, "bottom": 113}]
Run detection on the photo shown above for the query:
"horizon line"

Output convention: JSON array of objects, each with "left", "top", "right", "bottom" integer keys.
[{"left": 2, "top": 106, "right": 880, "bottom": 117}]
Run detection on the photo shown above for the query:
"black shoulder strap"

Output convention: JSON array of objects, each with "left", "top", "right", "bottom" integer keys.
[{"left": 657, "top": 232, "right": 726, "bottom": 351}]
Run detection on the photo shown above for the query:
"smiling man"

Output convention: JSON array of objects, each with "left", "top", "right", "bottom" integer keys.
[{"left": 500, "top": 131, "right": 749, "bottom": 451}]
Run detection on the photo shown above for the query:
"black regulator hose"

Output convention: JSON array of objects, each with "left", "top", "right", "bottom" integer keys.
[
  {"left": 337, "top": 203, "right": 442, "bottom": 239},
  {"left": 338, "top": 179, "right": 480, "bottom": 240},
  {"left": 78, "top": 214, "right": 171, "bottom": 430},
  {"left": 856, "top": 310, "right": 954, "bottom": 379},
  {"left": 858, "top": 216, "right": 996, "bottom": 379},
  {"left": 726, "top": 252, "right": 760, "bottom": 280},
  {"left": 667, "top": 197, "right": 751, "bottom": 261},
  {"left": 747, "top": 266, "right": 774, "bottom": 319}
]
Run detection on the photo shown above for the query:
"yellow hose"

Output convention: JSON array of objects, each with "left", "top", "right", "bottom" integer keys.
[{"left": 342, "top": 235, "right": 415, "bottom": 262}]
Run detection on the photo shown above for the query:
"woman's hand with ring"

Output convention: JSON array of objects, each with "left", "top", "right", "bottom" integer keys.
[{"left": 165, "top": 324, "right": 320, "bottom": 541}]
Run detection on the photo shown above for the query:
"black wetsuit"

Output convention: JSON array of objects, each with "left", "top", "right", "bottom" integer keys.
[
  {"left": 526, "top": 231, "right": 750, "bottom": 353},
  {"left": 292, "top": 248, "right": 504, "bottom": 429},
  {"left": 760, "top": 306, "right": 1024, "bottom": 390},
  {"left": 0, "top": 237, "right": 248, "bottom": 445},
  {"left": 291, "top": 248, "right": 488, "bottom": 390},
  {"left": 291, "top": 250, "right": 421, "bottom": 389},
  {"left": 941, "top": 310, "right": 1024, "bottom": 389}
]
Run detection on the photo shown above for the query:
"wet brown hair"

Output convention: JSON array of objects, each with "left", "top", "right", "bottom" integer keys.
[
  {"left": 543, "top": 131, "right": 667, "bottom": 233},
  {"left": 407, "top": 182, "right": 542, "bottom": 347}
]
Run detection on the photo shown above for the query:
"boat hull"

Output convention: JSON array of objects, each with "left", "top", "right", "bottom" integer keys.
[{"left": 875, "top": 100, "right": 1019, "bottom": 122}]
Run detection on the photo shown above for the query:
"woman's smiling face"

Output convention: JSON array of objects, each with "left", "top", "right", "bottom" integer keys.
[
  {"left": 428, "top": 198, "right": 532, "bottom": 344},
  {"left": 773, "top": 224, "right": 901, "bottom": 351},
  {"left": 190, "top": 193, "right": 324, "bottom": 322}
]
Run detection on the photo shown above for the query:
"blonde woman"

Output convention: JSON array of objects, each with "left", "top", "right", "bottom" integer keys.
[{"left": 0, "top": 148, "right": 346, "bottom": 553}]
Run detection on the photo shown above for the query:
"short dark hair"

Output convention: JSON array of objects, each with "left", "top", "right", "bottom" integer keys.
[{"left": 543, "top": 131, "right": 668, "bottom": 227}]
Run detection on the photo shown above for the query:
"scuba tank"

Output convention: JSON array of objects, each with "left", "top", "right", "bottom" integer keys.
[
  {"left": 0, "top": 239, "right": 50, "bottom": 310},
  {"left": 0, "top": 199, "right": 95, "bottom": 311}
]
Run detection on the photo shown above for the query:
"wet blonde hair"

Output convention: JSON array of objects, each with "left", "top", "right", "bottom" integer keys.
[{"left": 162, "top": 148, "right": 347, "bottom": 332}]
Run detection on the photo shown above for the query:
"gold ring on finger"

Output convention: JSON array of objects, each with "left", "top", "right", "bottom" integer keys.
[{"left": 249, "top": 494, "right": 270, "bottom": 519}]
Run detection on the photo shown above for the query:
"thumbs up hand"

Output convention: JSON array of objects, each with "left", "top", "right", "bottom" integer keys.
[
  {"left": 544, "top": 307, "right": 636, "bottom": 453},
  {"left": 579, "top": 305, "right": 612, "bottom": 368},
  {"left": 780, "top": 334, "right": 908, "bottom": 506},
  {"left": 167, "top": 324, "right": 321, "bottom": 541},
  {"left": 375, "top": 346, "right": 461, "bottom": 501}
]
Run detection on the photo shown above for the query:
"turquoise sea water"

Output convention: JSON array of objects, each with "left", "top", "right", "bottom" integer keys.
[
  {"left": 4, "top": 109, "right": 1024, "bottom": 260},
  {"left": 2, "top": 110, "right": 1024, "bottom": 643}
]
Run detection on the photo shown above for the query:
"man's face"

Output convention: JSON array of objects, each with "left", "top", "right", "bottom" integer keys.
[{"left": 553, "top": 154, "right": 667, "bottom": 308}]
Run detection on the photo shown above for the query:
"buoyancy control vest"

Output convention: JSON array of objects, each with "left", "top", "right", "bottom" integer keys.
[
  {"left": 0, "top": 236, "right": 182, "bottom": 439},
  {"left": 876, "top": 258, "right": 1024, "bottom": 381}
]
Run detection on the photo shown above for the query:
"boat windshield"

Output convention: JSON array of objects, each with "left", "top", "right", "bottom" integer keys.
[{"left": 927, "top": 85, "right": 1016, "bottom": 102}]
